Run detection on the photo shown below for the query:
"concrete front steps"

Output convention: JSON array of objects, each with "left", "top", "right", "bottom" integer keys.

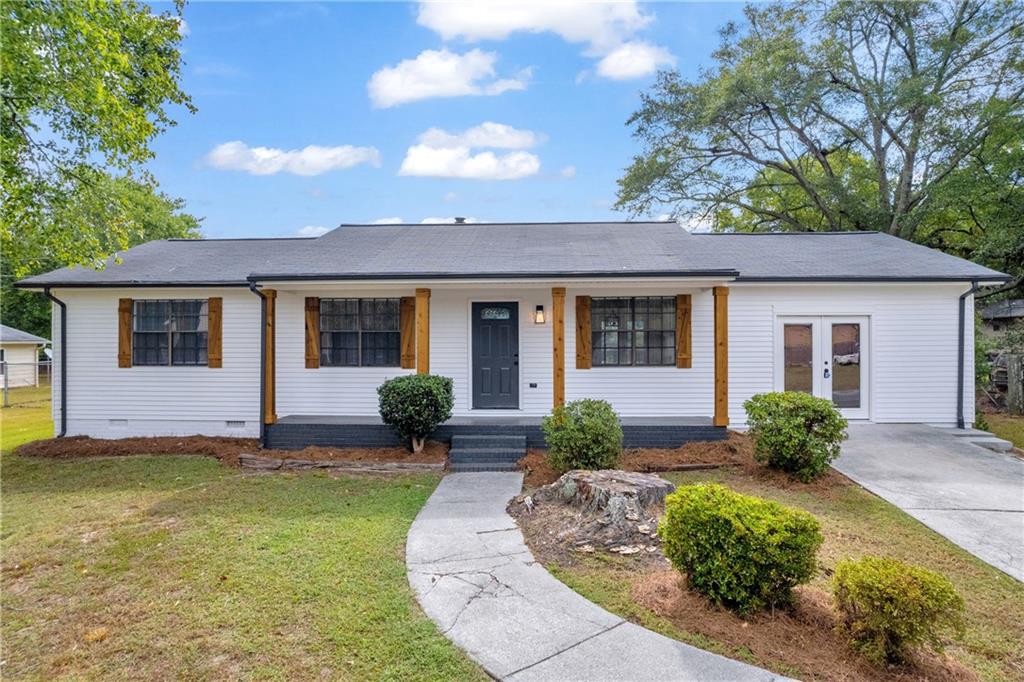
[
  {"left": 448, "top": 434, "right": 526, "bottom": 472},
  {"left": 939, "top": 427, "right": 1015, "bottom": 453}
]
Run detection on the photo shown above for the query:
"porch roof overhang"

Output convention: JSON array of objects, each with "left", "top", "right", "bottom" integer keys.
[{"left": 247, "top": 270, "right": 740, "bottom": 291}]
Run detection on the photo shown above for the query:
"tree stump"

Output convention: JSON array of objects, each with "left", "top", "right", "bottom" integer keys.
[{"left": 533, "top": 470, "right": 675, "bottom": 526}]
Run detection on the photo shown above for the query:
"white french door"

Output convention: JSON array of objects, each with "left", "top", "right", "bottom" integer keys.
[{"left": 775, "top": 316, "right": 869, "bottom": 419}]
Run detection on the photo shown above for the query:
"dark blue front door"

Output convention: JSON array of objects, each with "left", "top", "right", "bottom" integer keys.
[{"left": 472, "top": 302, "right": 519, "bottom": 409}]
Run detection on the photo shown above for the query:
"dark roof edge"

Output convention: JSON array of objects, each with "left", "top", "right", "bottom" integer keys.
[
  {"left": 246, "top": 270, "right": 742, "bottom": 282},
  {"left": 736, "top": 275, "right": 1012, "bottom": 283},
  {"left": 13, "top": 281, "right": 253, "bottom": 290},
  {"left": 696, "top": 230, "right": 880, "bottom": 236}
]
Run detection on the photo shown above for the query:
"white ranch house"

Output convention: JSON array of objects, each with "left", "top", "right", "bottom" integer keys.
[{"left": 16, "top": 221, "right": 1008, "bottom": 449}]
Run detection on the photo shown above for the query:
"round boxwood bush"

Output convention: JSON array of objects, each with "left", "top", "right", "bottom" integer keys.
[
  {"left": 658, "top": 483, "right": 823, "bottom": 613},
  {"left": 541, "top": 399, "right": 623, "bottom": 472},
  {"left": 744, "top": 391, "right": 848, "bottom": 482},
  {"left": 833, "top": 556, "right": 965, "bottom": 666},
  {"left": 377, "top": 374, "right": 454, "bottom": 453}
]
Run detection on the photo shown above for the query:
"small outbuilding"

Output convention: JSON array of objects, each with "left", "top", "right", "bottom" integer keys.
[
  {"left": 980, "top": 299, "right": 1024, "bottom": 337},
  {"left": 0, "top": 324, "right": 49, "bottom": 388}
]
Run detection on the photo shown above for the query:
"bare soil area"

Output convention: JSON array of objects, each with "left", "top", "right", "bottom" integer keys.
[{"left": 15, "top": 436, "right": 447, "bottom": 467}]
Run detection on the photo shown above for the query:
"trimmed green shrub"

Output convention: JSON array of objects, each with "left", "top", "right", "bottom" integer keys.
[
  {"left": 833, "top": 556, "right": 965, "bottom": 665},
  {"left": 744, "top": 391, "right": 848, "bottom": 482},
  {"left": 377, "top": 374, "right": 454, "bottom": 453},
  {"left": 658, "top": 483, "right": 822, "bottom": 613},
  {"left": 541, "top": 399, "right": 623, "bottom": 472}
]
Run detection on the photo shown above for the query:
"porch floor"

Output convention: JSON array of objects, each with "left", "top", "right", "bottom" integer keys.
[
  {"left": 266, "top": 414, "right": 725, "bottom": 450},
  {"left": 275, "top": 415, "right": 715, "bottom": 427}
]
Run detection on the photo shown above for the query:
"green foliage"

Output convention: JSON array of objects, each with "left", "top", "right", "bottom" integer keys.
[
  {"left": 975, "top": 313, "right": 994, "bottom": 388},
  {"left": 658, "top": 483, "right": 822, "bottom": 613},
  {"left": 1, "top": 0, "right": 194, "bottom": 278},
  {"left": 744, "top": 392, "right": 848, "bottom": 482},
  {"left": 377, "top": 375, "right": 454, "bottom": 453},
  {"left": 617, "top": 2, "right": 1024, "bottom": 295},
  {"left": 541, "top": 399, "right": 624, "bottom": 472},
  {"left": 833, "top": 556, "right": 966, "bottom": 665},
  {"left": 997, "top": 320, "right": 1024, "bottom": 354},
  {"left": 0, "top": 176, "right": 200, "bottom": 339}
]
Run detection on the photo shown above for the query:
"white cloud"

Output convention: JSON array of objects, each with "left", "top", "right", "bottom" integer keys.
[
  {"left": 416, "top": 2, "right": 671, "bottom": 80},
  {"left": 443, "top": 191, "right": 458, "bottom": 203},
  {"left": 177, "top": 17, "right": 190, "bottom": 36},
  {"left": 372, "top": 217, "right": 404, "bottom": 224},
  {"left": 296, "top": 225, "right": 330, "bottom": 237},
  {"left": 400, "top": 123, "right": 542, "bottom": 180},
  {"left": 417, "top": 122, "right": 541, "bottom": 150},
  {"left": 401, "top": 146, "right": 540, "bottom": 180},
  {"left": 417, "top": 2, "right": 651, "bottom": 53},
  {"left": 367, "top": 49, "right": 529, "bottom": 108},
  {"left": 560, "top": 165, "right": 576, "bottom": 178},
  {"left": 596, "top": 41, "right": 675, "bottom": 80},
  {"left": 205, "top": 141, "right": 381, "bottom": 176},
  {"left": 420, "top": 216, "right": 479, "bottom": 224}
]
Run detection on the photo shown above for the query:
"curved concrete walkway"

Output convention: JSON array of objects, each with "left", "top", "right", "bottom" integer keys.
[{"left": 406, "top": 472, "right": 785, "bottom": 681}]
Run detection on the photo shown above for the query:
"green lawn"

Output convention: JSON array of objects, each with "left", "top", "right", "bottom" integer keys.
[
  {"left": 550, "top": 467, "right": 1024, "bottom": 681},
  {"left": 1, "top": 406, "right": 484, "bottom": 680},
  {"left": 985, "top": 412, "right": 1024, "bottom": 449}
]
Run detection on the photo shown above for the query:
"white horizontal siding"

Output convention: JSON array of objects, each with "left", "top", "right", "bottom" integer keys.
[
  {"left": 47, "top": 280, "right": 976, "bottom": 438},
  {"left": 728, "top": 283, "right": 974, "bottom": 426},
  {"left": 54, "top": 288, "right": 260, "bottom": 437}
]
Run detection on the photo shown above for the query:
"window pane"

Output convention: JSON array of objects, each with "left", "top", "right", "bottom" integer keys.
[
  {"left": 321, "top": 331, "right": 358, "bottom": 366},
  {"left": 134, "top": 301, "right": 169, "bottom": 332},
  {"left": 361, "top": 332, "right": 400, "bottom": 366},
  {"left": 832, "top": 323, "right": 861, "bottom": 408},
  {"left": 171, "top": 331, "right": 208, "bottom": 365},
  {"left": 133, "top": 332, "right": 168, "bottom": 365},
  {"left": 784, "top": 324, "right": 813, "bottom": 393}
]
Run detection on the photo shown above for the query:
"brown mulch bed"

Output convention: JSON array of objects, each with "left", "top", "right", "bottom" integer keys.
[
  {"left": 14, "top": 436, "right": 447, "bottom": 468},
  {"left": 520, "top": 431, "right": 853, "bottom": 495},
  {"left": 633, "top": 570, "right": 977, "bottom": 682}
]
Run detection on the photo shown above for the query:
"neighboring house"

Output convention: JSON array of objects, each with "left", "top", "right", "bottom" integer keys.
[
  {"left": 980, "top": 299, "right": 1024, "bottom": 338},
  {"left": 0, "top": 324, "right": 49, "bottom": 388},
  {"left": 15, "top": 221, "right": 1008, "bottom": 446}
]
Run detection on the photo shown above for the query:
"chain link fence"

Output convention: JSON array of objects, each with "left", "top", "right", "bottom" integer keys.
[{"left": 1, "top": 361, "right": 53, "bottom": 408}]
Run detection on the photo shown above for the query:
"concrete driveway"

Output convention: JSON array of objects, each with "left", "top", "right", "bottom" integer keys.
[{"left": 835, "top": 424, "right": 1024, "bottom": 581}]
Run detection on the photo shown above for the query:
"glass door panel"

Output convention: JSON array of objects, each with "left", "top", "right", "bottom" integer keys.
[
  {"left": 830, "top": 323, "right": 861, "bottom": 409},
  {"left": 783, "top": 324, "right": 814, "bottom": 393}
]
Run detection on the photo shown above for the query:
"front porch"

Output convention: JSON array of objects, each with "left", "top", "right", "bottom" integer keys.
[{"left": 264, "top": 414, "right": 726, "bottom": 450}]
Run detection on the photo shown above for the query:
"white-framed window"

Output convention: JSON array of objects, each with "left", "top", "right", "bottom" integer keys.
[
  {"left": 319, "top": 298, "right": 401, "bottom": 367},
  {"left": 591, "top": 296, "right": 676, "bottom": 367}
]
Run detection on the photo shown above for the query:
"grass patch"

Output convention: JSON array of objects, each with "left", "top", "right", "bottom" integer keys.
[
  {"left": 0, "top": 397, "right": 53, "bottom": 453},
  {"left": 1, "top": 407, "right": 484, "bottom": 680},
  {"left": 985, "top": 412, "right": 1024, "bottom": 449},
  {"left": 549, "top": 467, "right": 1024, "bottom": 681}
]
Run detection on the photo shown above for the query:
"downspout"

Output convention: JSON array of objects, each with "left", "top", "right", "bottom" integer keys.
[
  {"left": 248, "top": 282, "right": 267, "bottom": 447},
  {"left": 957, "top": 280, "right": 981, "bottom": 429},
  {"left": 43, "top": 287, "right": 67, "bottom": 437}
]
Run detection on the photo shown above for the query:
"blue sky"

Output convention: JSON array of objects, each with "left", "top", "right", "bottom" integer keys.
[{"left": 149, "top": 2, "right": 748, "bottom": 238}]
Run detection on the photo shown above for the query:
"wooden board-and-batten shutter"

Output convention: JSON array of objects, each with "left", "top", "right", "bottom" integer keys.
[
  {"left": 575, "top": 295, "right": 592, "bottom": 370},
  {"left": 207, "top": 298, "right": 223, "bottom": 368},
  {"left": 118, "top": 298, "right": 133, "bottom": 368},
  {"left": 400, "top": 296, "right": 416, "bottom": 369},
  {"left": 305, "top": 297, "right": 320, "bottom": 368},
  {"left": 676, "top": 294, "right": 692, "bottom": 369}
]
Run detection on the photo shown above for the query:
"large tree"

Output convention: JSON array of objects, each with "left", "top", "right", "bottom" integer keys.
[
  {"left": 617, "top": 1, "right": 1024, "bottom": 245},
  {"left": 1, "top": 0, "right": 195, "bottom": 277},
  {"left": 1, "top": 176, "right": 201, "bottom": 338}
]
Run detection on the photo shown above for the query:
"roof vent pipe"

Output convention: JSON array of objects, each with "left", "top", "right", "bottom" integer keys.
[{"left": 454, "top": 216, "right": 466, "bottom": 224}]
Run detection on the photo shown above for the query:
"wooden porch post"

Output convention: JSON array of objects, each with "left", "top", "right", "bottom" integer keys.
[
  {"left": 263, "top": 289, "right": 277, "bottom": 424},
  {"left": 416, "top": 288, "right": 431, "bottom": 374},
  {"left": 552, "top": 287, "right": 566, "bottom": 409},
  {"left": 713, "top": 286, "right": 729, "bottom": 427}
]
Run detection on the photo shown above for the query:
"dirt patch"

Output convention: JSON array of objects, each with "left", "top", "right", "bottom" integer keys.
[
  {"left": 521, "top": 432, "right": 853, "bottom": 495},
  {"left": 14, "top": 436, "right": 447, "bottom": 468},
  {"left": 633, "top": 570, "right": 977, "bottom": 682}
]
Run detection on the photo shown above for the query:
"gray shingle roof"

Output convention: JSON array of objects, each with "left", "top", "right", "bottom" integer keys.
[
  {"left": 981, "top": 299, "right": 1024, "bottom": 320},
  {"left": 15, "top": 221, "right": 1009, "bottom": 288},
  {"left": 0, "top": 324, "right": 49, "bottom": 344}
]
